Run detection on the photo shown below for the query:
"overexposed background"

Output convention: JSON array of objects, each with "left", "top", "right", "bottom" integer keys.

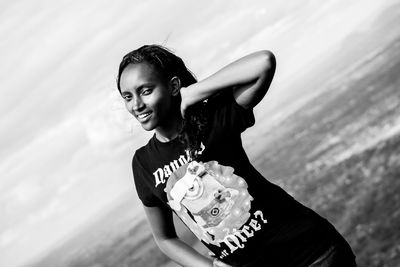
[{"left": 1, "top": 0, "right": 399, "bottom": 266}]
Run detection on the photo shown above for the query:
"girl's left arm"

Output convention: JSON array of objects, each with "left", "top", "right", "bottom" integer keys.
[{"left": 180, "top": 50, "right": 276, "bottom": 112}]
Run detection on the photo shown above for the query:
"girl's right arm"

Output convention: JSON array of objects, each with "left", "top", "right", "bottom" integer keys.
[{"left": 144, "top": 205, "right": 222, "bottom": 267}]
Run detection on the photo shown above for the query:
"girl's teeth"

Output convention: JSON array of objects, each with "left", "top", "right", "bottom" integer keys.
[{"left": 138, "top": 113, "right": 150, "bottom": 119}]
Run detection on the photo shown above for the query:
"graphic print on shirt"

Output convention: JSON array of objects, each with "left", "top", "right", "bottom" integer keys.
[
  {"left": 152, "top": 143, "right": 205, "bottom": 187},
  {"left": 164, "top": 161, "right": 266, "bottom": 256}
]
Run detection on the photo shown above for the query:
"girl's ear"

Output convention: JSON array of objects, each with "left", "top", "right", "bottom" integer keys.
[{"left": 169, "top": 76, "right": 181, "bottom": 96}]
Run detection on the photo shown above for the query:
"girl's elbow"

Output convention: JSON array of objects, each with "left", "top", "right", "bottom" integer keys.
[
  {"left": 260, "top": 50, "right": 276, "bottom": 74},
  {"left": 155, "top": 236, "right": 175, "bottom": 253},
  {"left": 155, "top": 238, "right": 168, "bottom": 255}
]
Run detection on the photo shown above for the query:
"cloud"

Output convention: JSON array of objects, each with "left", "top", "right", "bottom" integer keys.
[
  {"left": 8, "top": 180, "right": 42, "bottom": 206},
  {"left": 27, "top": 199, "right": 64, "bottom": 225}
]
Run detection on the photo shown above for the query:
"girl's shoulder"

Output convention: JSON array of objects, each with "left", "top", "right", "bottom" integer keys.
[{"left": 132, "top": 137, "right": 154, "bottom": 164}]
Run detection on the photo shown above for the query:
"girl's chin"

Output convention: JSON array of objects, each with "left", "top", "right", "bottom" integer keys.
[{"left": 140, "top": 122, "right": 156, "bottom": 131}]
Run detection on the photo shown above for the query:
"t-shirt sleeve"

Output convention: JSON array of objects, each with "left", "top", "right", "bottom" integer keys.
[
  {"left": 208, "top": 89, "right": 255, "bottom": 133},
  {"left": 132, "top": 153, "right": 163, "bottom": 207}
]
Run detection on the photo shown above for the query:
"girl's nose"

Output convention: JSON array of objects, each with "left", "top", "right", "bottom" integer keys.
[{"left": 131, "top": 96, "right": 145, "bottom": 112}]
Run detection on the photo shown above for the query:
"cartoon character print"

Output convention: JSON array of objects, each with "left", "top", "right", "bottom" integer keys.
[{"left": 165, "top": 161, "right": 253, "bottom": 246}]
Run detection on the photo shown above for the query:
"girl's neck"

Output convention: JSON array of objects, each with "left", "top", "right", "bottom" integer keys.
[{"left": 155, "top": 115, "right": 183, "bottom": 143}]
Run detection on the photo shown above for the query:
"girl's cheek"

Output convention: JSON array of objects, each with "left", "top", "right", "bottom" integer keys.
[{"left": 125, "top": 101, "right": 133, "bottom": 113}]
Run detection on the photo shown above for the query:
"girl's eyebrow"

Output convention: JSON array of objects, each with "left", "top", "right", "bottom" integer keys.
[
  {"left": 120, "top": 90, "right": 131, "bottom": 96},
  {"left": 136, "top": 83, "right": 154, "bottom": 92}
]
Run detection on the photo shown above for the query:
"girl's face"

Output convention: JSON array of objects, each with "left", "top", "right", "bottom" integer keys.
[{"left": 119, "top": 62, "right": 177, "bottom": 131}]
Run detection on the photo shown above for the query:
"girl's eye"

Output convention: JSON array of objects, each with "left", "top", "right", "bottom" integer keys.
[
  {"left": 122, "top": 94, "right": 132, "bottom": 101},
  {"left": 141, "top": 88, "right": 153, "bottom": 96}
]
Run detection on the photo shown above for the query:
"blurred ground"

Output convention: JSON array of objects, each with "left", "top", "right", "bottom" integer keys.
[{"left": 27, "top": 15, "right": 400, "bottom": 267}]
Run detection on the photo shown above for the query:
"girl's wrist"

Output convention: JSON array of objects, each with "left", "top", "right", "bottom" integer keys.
[{"left": 213, "top": 258, "right": 231, "bottom": 267}]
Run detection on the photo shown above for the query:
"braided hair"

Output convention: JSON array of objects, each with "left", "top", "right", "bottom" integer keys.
[{"left": 116, "top": 45, "right": 208, "bottom": 160}]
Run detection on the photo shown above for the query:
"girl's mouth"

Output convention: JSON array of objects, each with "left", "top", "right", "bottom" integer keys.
[{"left": 137, "top": 112, "right": 152, "bottom": 122}]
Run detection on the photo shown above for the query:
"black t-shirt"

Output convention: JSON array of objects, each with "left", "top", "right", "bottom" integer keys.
[{"left": 132, "top": 91, "right": 349, "bottom": 266}]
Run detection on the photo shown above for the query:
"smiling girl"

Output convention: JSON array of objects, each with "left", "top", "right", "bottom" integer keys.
[{"left": 116, "top": 45, "right": 356, "bottom": 267}]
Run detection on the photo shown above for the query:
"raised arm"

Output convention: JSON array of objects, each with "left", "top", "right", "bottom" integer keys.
[
  {"left": 144, "top": 205, "right": 215, "bottom": 267},
  {"left": 180, "top": 50, "right": 276, "bottom": 113}
]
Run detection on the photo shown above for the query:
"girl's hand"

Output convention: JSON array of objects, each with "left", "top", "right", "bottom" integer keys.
[{"left": 213, "top": 258, "right": 232, "bottom": 267}]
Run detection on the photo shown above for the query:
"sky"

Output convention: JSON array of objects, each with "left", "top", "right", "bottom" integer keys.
[{"left": 0, "top": 0, "right": 396, "bottom": 266}]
